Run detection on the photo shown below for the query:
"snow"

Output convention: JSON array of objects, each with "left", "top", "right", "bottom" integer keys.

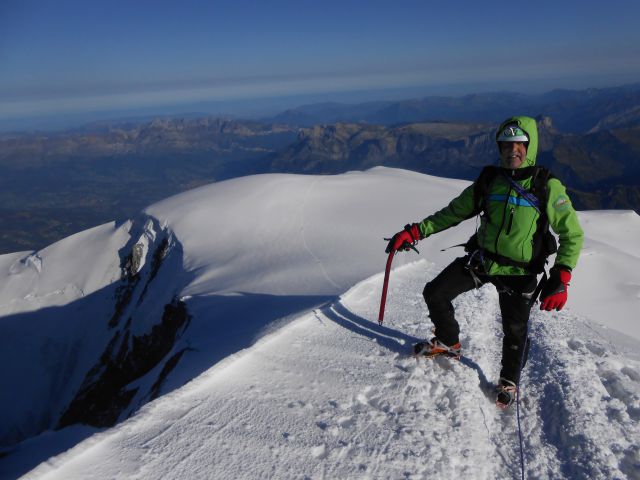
[
  {"left": 143, "top": 169, "right": 473, "bottom": 297},
  {"left": 1, "top": 167, "right": 639, "bottom": 479},
  {"left": 0, "top": 221, "right": 133, "bottom": 452},
  {"left": 571, "top": 210, "right": 640, "bottom": 336},
  {"left": 10, "top": 262, "right": 640, "bottom": 479},
  {"left": 0, "top": 221, "right": 129, "bottom": 315}
]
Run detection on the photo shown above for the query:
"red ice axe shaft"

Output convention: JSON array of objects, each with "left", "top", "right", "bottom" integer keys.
[
  {"left": 378, "top": 236, "right": 419, "bottom": 325},
  {"left": 378, "top": 250, "right": 395, "bottom": 325}
]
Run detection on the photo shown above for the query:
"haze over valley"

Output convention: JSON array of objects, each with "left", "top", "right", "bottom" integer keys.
[{"left": 1, "top": 84, "right": 639, "bottom": 254}]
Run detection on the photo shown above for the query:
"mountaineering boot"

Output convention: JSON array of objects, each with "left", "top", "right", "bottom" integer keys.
[
  {"left": 413, "top": 337, "right": 462, "bottom": 360},
  {"left": 496, "top": 378, "right": 518, "bottom": 409}
]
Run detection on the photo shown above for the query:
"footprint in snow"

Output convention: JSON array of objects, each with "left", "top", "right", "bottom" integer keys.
[
  {"left": 315, "top": 421, "right": 328, "bottom": 430},
  {"left": 621, "top": 366, "right": 640, "bottom": 383},
  {"left": 337, "top": 416, "right": 355, "bottom": 428},
  {"left": 311, "top": 444, "right": 328, "bottom": 459},
  {"left": 567, "top": 338, "right": 585, "bottom": 352},
  {"left": 598, "top": 365, "right": 640, "bottom": 421},
  {"left": 585, "top": 341, "right": 606, "bottom": 357}
]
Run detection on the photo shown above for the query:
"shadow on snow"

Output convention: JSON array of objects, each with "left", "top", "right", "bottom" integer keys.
[
  {"left": 0, "top": 284, "right": 333, "bottom": 479},
  {"left": 322, "top": 299, "right": 492, "bottom": 393}
]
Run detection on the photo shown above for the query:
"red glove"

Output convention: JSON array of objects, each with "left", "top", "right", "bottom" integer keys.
[
  {"left": 540, "top": 267, "right": 572, "bottom": 311},
  {"left": 385, "top": 223, "right": 422, "bottom": 253}
]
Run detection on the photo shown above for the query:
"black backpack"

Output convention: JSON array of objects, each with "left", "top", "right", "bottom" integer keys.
[{"left": 466, "top": 165, "right": 557, "bottom": 274}]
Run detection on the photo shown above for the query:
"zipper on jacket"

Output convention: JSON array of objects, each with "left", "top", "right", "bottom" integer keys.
[
  {"left": 506, "top": 207, "right": 515, "bottom": 235},
  {"left": 494, "top": 186, "right": 512, "bottom": 254}
]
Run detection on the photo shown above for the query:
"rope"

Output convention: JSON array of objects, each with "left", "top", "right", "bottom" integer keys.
[
  {"left": 515, "top": 324, "right": 531, "bottom": 480},
  {"left": 468, "top": 247, "right": 532, "bottom": 480}
]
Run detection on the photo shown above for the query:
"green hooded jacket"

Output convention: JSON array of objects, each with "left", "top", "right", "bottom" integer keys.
[{"left": 418, "top": 116, "right": 584, "bottom": 275}]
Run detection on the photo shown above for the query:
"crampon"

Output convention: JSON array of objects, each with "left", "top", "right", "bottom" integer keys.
[{"left": 412, "top": 337, "right": 462, "bottom": 360}]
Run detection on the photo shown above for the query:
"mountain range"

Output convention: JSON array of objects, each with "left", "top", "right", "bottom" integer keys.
[
  {"left": 272, "top": 117, "right": 640, "bottom": 211},
  {"left": 266, "top": 83, "right": 640, "bottom": 132},
  {"left": 1, "top": 83, "right": 639, "bottom": 254}
]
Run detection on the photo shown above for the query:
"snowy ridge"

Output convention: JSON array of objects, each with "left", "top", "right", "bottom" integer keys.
[
  {"left": 17, "top": 260, "right": 640, "bottom": 479},
  {"left": 0, "top": 213, "right": 190, "bottom": 448},
  {"left": 1, "top": 167, "right": 639, "bottom": 478}
]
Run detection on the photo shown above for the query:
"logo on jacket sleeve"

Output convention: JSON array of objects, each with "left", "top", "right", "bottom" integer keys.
[{"left": 553, "top": 195, "right": 570, "bottom": 211}]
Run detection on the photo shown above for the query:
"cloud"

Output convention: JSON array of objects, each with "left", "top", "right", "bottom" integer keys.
[{"left": 2, "top": 55, "right": 639, "bottom": 120}]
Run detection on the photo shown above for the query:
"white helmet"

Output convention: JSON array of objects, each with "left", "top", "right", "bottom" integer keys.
[{"left": 496, "top": 124, "right": 529, "bottom": 142}]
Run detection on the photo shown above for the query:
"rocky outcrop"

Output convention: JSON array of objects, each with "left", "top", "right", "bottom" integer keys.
[
  {"left": 588, "top": 104, "right": 640, "bottom": 132},
  {"left": 270, "top": 121, "right": 495, "bottom": 178},
  {"left": 58, "top": 298, "right": 191, "bottom": 428},
  {"left": 58, "top": 218, "right": 192, "bottom": 429}
]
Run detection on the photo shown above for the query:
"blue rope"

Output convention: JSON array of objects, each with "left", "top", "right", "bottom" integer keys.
[{"left": 515, "top": 323, "right": 531, "bottom": 480}]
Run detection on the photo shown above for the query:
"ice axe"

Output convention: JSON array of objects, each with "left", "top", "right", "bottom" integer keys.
[{"left": 378, "top": 235, "right": 419, "bottom": 325}]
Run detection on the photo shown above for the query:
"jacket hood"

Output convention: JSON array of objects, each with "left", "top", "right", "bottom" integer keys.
[{"left": 496, "top": 115, "right": 538, "bottom": 168}]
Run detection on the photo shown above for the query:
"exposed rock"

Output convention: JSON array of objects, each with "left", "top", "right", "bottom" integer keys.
[
  {"left": 139, "top": 237, "right": 169, "bottom": 304},
  {"left": 59, "top": 298, "right": 191, "bottom": 429},
  {"left": 271, "top": 121, "right": 494, "bottom": 177},
  {"left": 108, "top": 244, "right": 143, "bottom": 328},
  {"left": 59, "top": 221, "right": 191, "bottom": 429},
  {"left": 589, "top": 104, "right": 640, "bottom": 132},
  {"left": 536, "top": 114, "right": 554, "bottom": 131}
]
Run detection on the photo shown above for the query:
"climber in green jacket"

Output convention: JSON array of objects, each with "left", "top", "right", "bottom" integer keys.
[{"left": 386, "top": 115, "right": 584, "bottom": 408}]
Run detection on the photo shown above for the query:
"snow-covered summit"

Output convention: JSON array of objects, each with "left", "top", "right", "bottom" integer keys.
[{"left": 1, "top": 167, "right": 639, "bottom": 479}]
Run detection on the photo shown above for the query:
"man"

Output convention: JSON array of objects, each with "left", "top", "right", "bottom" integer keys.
[{"left": 386, "top": 116, "right": 584, "bottom": 409}]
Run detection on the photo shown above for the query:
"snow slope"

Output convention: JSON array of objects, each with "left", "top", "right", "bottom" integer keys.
[
  {"left": 12, "top": 261, "right": 640, "bottom": 479},
  {"left": 1, "top": 167, "right": 639, "bottom": 479}
]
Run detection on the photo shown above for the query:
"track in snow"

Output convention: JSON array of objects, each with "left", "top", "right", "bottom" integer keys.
[{"left": 20, "top": 260, "right": 640, "bottom": 480}]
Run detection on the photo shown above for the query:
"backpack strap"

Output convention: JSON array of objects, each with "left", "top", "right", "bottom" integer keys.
[
  {"left": 528, "top": 166, "right": 557, "bottom": 273},
  {"left": 530, "top": 166, "right": 553, "bottom": 215},
  {"left": 500, "top": 169, "right": 543, "bottom": 214},
  {"left": 472, "top": 166, "right": 499, "bottom": 218},
  {"left": 477, "top": 165, "right": 553, "bottom": 217}
]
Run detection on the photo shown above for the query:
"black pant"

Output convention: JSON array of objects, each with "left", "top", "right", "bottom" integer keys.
[{"left": 422, "top": 256, "right": 537, "bottom": 384}]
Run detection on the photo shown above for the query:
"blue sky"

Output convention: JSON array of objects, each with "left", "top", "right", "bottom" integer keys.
[{"left": 1, "top": 0, "right": 639, "bottom": 125}]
